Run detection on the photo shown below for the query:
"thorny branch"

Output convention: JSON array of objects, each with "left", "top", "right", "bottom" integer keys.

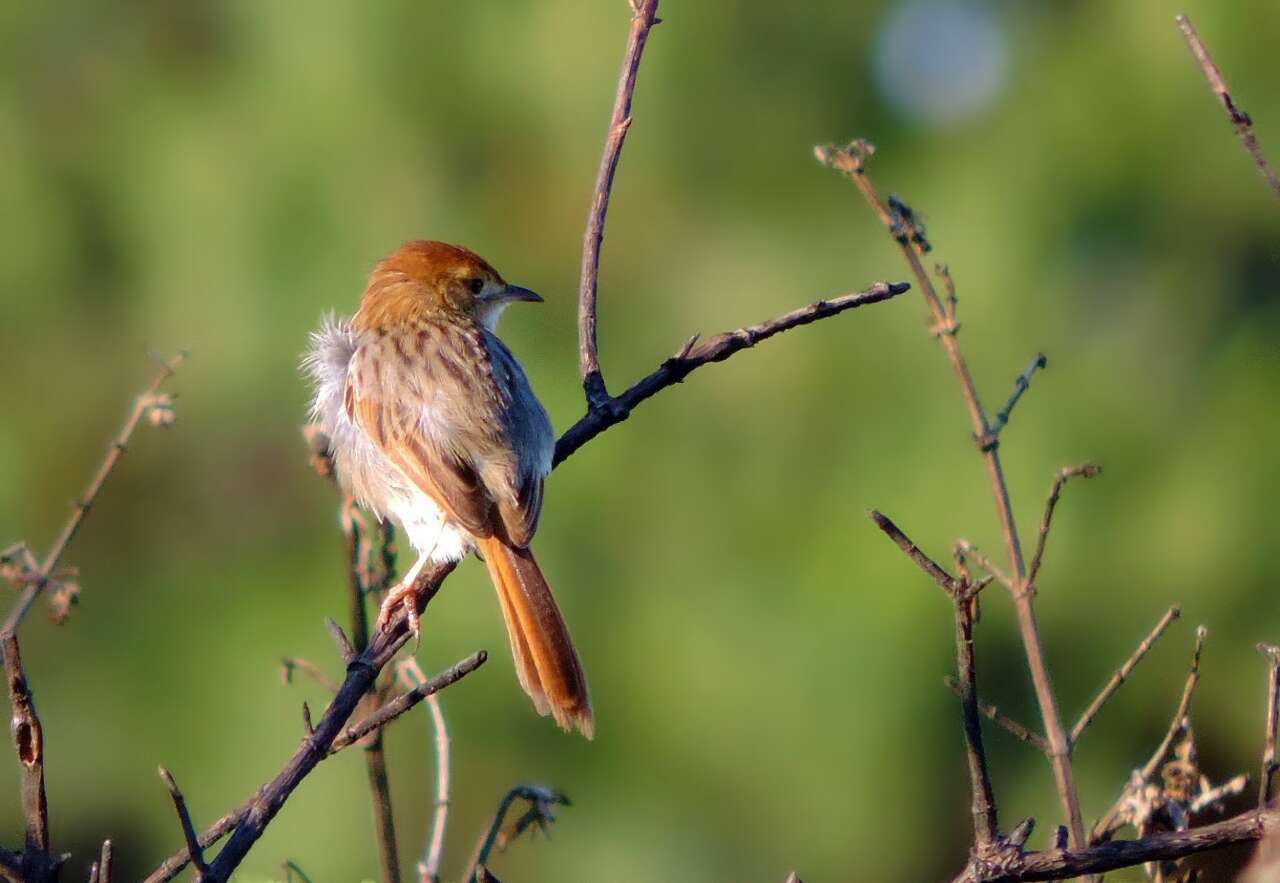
[
  {"left": 1175, "top": 14, "right": 1280, "bottom": 200},
  {"left": 2, "top": 352, "right": 184, "bottom": 633},
  {"left": 159, "top": 767, "right": 207, "bottom": 880}
]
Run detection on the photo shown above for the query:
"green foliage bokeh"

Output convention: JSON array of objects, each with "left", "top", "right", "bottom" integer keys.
[{"left": 0, "top": 1, "right": 1278, "bottom": 880}]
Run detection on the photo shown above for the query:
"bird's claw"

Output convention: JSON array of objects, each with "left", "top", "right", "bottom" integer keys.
[{"left": 376, "top": 581, "right": 422, "bottom": 648}]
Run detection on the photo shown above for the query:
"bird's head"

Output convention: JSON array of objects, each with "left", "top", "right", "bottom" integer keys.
[{"left": 353, "top": 240, "right": 542, "bottom": 332}]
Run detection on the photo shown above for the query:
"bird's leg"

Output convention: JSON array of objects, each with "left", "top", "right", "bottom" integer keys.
[{"left": 376, "top": 554, "right": 429, "bottom": 642}]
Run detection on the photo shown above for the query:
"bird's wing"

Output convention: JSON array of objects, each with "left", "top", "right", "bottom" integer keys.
[
  {"left": 345, "top": 331, "right": 495, "bottom": 537},
  {"left": 345, "top": 324, "right": 552, "bottom": 546}
]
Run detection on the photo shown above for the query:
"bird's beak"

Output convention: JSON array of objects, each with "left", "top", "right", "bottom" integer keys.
[{"left": 501, "top": 284, "right": 543, "bottom": 304}]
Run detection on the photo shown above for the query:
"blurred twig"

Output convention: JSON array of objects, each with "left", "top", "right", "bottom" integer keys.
[
  {"left": 158, "top": 768, "right": 207, "bottom": 881},
  {"left": 1175, "top": 14, "right": 1280, "bottom": 200},
  {"left": 397, "top": 659, "right": 451, "bottom": 883},
  {"left": 944, "top": 677, "right": 1049, "bottom": 755},
  {"left": 1071, "top": 606, "right": 1181, "bottom": 746},
  {"left": 2, "top": 352, "right": 184, "bottom": 632},
  {"left": 462, "top": 786, "right": 570, "bottom": 883},
  {"left": 1259, "top": 643, "right": 1280, "bottom": 808}
]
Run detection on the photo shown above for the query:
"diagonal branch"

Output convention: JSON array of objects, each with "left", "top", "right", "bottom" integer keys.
[
  {"left": 578, "top": 0, "right": 663, "bottom": 410},
  {"left": 3, "top": 352, "right": 185, "bottom": 632},
  {"left": 945, "top": 677, "right": 1049, "bottom": 755},
  {"left": 158, "top": 768, "right": 207, "bottom": 880},
  {"left": 1175, "top": 14, "right": 1280, "bottom": 200},
  {"left": 985, "top": 354, "right": 1047, "bottom": 443},
  {"left": 1070, "top": 605, "right": 1181, "bottom": 746},
  {"left": 556, "top": 282, "right": 909, "bottom": 465}
]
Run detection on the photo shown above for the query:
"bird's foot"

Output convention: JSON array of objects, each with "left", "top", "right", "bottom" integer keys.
[{"left": 376, "top": 580, "right": 422, "bottom": 647}]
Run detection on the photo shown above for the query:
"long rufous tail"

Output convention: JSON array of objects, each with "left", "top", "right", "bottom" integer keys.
[{"left": 477, "top": 535, "right": 593, "bottom": 739}]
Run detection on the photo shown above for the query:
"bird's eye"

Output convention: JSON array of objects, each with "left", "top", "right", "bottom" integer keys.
[{"left": 467, "top": 277, "right": 484, "bottom": 295}]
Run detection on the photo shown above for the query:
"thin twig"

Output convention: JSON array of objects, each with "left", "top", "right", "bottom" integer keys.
[
  {"left": 281, "top": 859, "right": 315, "bottom": 883},
  {"left": 578, "top": 0, "right": 663, "bottom": 410},
  {"left": 945, "top": 677, "right": 1050, "bottom": 755},
  {"left": 462, "top": 786, "right": 570, "bottom": 883},
  {"left": 159, "top": 767, "right": 207, "bottom": 880},
  {"left": 555, "top": 281, "right": 910, "bottom": 465},
  {"left": 1025, "top": 465, "right": 1101, "bottom": 593},
  {"left": 1071, "top": 606, "right": 1181, "bottom": 746},
  {"left": 955, "top": 542, "right": 1017, "bottom": 593},
  {"left": 399, "top": 659, "right": 451, "bottom": 883},
  {"left": 3, "top": 352, "right": 185, "bottom": 632},
  {"left": 280, "top": 658, "right": 338, "bottom": 694},
  {"left": 868, "top": 510, "right": 956, "bottom": 592},
  {"left": 986, "top": 354, "right": 1047, "bottom": 441},
  {"left": 1091, "top": 626, "right": 1209, "bottom": 845},
  {"left": 819, "top": 140, "right": 1086, "bottom": 846},
  {"left": 2, "top": 633, "right": 48, "bottom": 857},
  {"left": 953, "top": 588, "right": 998, "bottom": 846},
  {"left": 1259, "top": 643, "right": 1280, "bottom": 808},
  {"left": 333, "top": 652, "right": 486, "bottom": 753},
  {"left": 1175, "top": 14, "right": 1280, "bottom": 200}
]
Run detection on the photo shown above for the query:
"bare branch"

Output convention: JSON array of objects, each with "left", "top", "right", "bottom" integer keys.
[
  {"left": 945, "top": 677, "right": 1050, "bottom": 755},
  {"left": 955, "top": 542, "right": 1017, "bottom": 593},
  {"left": 158, "top": 767, "right": 207, "bottom": 880},
  {"left": 1260, "top": 643, "right": 1280, "bottom": 808},
  {"left": 280, "top": 658, "right": 338, "bottom": 694},
  {"left": 952, "top": 589, "right": 998, "bottom": 846},
  {"left": 1091, "top": 626, "right": 1209, "bottom": 845},
  {"left": 1071, "top": 606, "right": 1181, "bottom": 745},
  {"left": 1175, "top": 14, "right": 1280, "bottom": 199},
  {"left": 962, "top": 807, "right": 1278, "bottom": 882},
  {"left": 333, "top": 652, "right": 486, "bottom": 753},
  {"left": 3, "top": 352, "right": 185, "bottom": 631},
  {"left": 555, "top": 281, "right": 910, "bottom": 465},
  {"left": 820, "top": 138, "right": 1086, "bottom": 846},
  {"left": 868, "top": 510, "right": 957, "bottom": 593},
  {"left": 985, "top": 354, "right": 1047, "bottom": 443},
  {"left": 578, "top": 0, "right": 663, "bottom": 409},
  {"left": 462, "top": 785, "right": 570, "bottom": 883},
  {"left": 1025, "top": 464, "right": 1101, "bottom": 593},
  {"left": 2, "top": 634, "right": 48, "bottom": 857}
]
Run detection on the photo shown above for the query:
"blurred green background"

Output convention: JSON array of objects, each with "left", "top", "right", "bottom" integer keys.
[{"left": 1, "top": 1, "right": 1278, "bottom": 880}]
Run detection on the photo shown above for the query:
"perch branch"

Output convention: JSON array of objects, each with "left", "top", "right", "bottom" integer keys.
[
  {"left": 145, "top": 563, "right": 473, "bottom": 883},
  {"left": 578, "top": 0, "right": 663, "bottom": 409},
  {"left": 3, "top": 352, "right": 184, "bottom": 632},
  {"left": 1175, "top": 14, "right": 1280, "bottom": 199},
  {"left": 819, "top": 140, "right": 1086, "bottom": 845},
  {"left": 1070, "top": 605, "right": 1181, "bottom": 746},
  {"left": 556, "top": 281, "right": 910, "bottom": 465}
]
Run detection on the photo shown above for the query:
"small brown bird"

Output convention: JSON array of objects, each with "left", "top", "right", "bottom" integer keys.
[{"left": 304, "top": 240, "right": 592, "bottom": 738}]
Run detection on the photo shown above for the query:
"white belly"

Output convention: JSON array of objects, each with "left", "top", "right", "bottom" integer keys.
[{"left": 389, "top": 491, "right": 473, "bottom": 564}]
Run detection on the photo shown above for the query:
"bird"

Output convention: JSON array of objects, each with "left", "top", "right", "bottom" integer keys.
[{"left": 303, "top": 240, "right": 593, "bottom": 738}]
